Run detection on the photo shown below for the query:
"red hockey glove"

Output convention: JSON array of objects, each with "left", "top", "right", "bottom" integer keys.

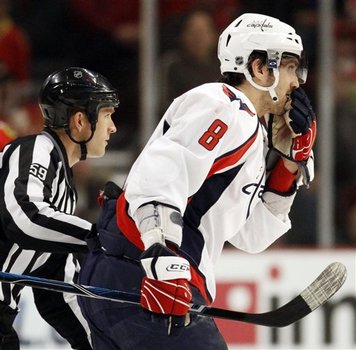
[
  {"left": 141, "top": 278, "right": 191, "bottom": 315},
  {"left": 290, "top": 120, "right": 316, "bottom": 161},
  {"left": 140, "top": 243, "right": 192, "bottom": 316}
]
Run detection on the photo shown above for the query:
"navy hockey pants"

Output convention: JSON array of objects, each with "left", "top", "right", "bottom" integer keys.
[{"left": 78, "top": 231, "right": 228, "bottom": 350}]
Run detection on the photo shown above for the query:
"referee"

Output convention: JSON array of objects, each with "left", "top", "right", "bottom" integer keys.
[{"left": 0, "top": 67, "right": 119, "bottom": 349}]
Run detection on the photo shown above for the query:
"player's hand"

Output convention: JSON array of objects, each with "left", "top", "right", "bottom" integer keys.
[
  {"left": 268, "top": 87, "right": 317, "bottom": 162},
  {"left": 140, "top": 243, "right": 192, "bottom": 316}
]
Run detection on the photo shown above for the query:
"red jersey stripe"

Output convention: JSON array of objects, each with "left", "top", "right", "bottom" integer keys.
[
  {"left": 207, "top": 125, "right": 258, "bottom": 179},
  {"left": 116, "top": 193, "right": 144, "bottom": 250}
]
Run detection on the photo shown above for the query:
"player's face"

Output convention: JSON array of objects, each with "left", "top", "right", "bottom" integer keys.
[
  {"left": 268, "top": 57, "right": 300, "bottom": 115},
  {"left": 86, "top": 107, "right": 117, "bottom": 158}
]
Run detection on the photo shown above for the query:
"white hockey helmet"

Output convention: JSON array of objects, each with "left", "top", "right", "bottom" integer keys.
[{"left": 218, "top": 13, "right": 307, "bottom": 101}]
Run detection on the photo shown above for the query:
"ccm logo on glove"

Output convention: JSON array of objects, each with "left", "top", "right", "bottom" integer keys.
[{"left": 166, "top": 263, "right": 190, "bottom": 272}]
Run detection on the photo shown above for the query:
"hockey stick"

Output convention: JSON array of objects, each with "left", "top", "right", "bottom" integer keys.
[{"left": 0, "top": 262, "right": 346, "bottom": 327}]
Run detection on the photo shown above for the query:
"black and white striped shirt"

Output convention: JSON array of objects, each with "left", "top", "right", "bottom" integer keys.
[{"left": 0, "top": 129, "right": 91, "bottom": 309}]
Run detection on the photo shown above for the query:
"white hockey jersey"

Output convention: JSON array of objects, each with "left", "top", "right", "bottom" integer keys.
[{"left": 121, "top": 83, "right": 292, "bottom": 303}]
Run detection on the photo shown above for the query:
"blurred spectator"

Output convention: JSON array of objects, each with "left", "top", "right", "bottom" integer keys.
[
  {"left": 333, "top": 3, "right": 356, "bottom": 245},
  {"left": 343, "top": 0, "right": 356, "bottom": 21},
  {"left": 337, "top": 187, "right": 356, "bottom": 245},
  {"left": 11, "top": 0, "right": 74, "bottom": 80},
  {"left": 8, "top": 99, "right": 43, "bottom": 137},
  {"left": 345, "top": 200, "right": 356, "bottom": 245},
  {"left": 0, "top": 0, "right": 31, "bottom": 116},
  {"left": 159, "top": 9, "right": 220, "bottom": 113},
  {"left": 159, "top": 0, "right": 240, "bottom": 53},
  {"left": 0, "top": 120, "right": 15, "bottom": 150},
  {"left": 334, "top": 33, "right": 356, "bottom": 187},
  {"left": 69, "top": 0, "right": 139, "bottom": 80},
  {"left": 0, "top": 0, "right": 43, "bottom": 138},
  {"left": 0, "top": 0, "right": 30, "bottom": 83},
  {"left": 239, "top": 0, "right": 294, "bottom": 23},
  {"left": 69, "top": 0, "right": 140, "bottom": 149}
]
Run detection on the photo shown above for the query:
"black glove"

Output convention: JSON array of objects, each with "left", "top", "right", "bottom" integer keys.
[
  {"left": 287, "top": 87, "right": 316, "bottom": 135},
  {"left": 268, "top": 87, "right": 317, "bottom": 162}
]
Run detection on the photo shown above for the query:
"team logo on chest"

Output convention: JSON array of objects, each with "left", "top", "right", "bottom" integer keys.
[
  {"left": 242, "top": 183, "right": 265, "bottom": 198},
  {"left": 242, "top": 180, "right": 265, "bottom": 218}
]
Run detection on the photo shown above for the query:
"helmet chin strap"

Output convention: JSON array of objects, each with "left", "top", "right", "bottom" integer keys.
[
  {"left": 243, "top": 68, "right": 280, "bottom": 102},
  {"left": 79, "top": 142, "right": 88, "bottom": 161},
  {"left": 65, "top": 123, "right": 96, "bottom": 161}
]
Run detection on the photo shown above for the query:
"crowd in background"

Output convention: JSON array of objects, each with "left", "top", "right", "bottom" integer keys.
[{"left": 0, "top": 0, "right": 355, "bottom": 246}]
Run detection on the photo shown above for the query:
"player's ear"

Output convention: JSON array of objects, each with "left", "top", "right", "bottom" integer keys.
[{"left": 250, "top": 58, "right": 269, "bottom": 83}]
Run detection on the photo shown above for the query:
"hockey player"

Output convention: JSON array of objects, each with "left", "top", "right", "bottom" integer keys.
[
  {"left": 0, "top": 67, "right": 119, "bottom": 349},
  {"left": 78, "top": 13, "right": 317, "bottom": 349}
]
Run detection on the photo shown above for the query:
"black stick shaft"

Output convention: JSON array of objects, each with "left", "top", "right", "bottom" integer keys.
[
  {"left": 0, "top": 271, "right": 284, "bottom": 326},
  {"left": 0, "top": 262, "right": 346, "bottom": 328}
]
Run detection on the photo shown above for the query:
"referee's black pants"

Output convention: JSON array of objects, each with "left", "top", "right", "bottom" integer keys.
[{"left": 0, "top": 302, "right": 19, "bottom": 350}]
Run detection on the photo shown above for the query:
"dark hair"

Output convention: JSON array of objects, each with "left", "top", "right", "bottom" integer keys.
[
  {"left": 219, "top": 50, "right": 269, "bottom": 87},
  {"left": 218, "top": 72, "right": 245, "bottom": 86},
  {"left": 247, "top": 51, "right": 268, "bottom": 76}
]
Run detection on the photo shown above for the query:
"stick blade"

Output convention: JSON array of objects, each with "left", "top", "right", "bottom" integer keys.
[
  {"left": 300, "top": 261, "right": 347, "bottom": 311},
  {"left": 208, "top": 261, "right": 347, "bottom": 328}
]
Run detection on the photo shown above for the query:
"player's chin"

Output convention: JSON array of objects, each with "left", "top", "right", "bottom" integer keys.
[
  {"left": 88, "top": 148, "right": 106, "bottom": 159},
  {"left": 271, "top": 103, "right": 288, "bottom": 116}
]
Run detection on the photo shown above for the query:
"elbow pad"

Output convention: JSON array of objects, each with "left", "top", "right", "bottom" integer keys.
[{"left": 132, "top": 202, "right": 183, "bottom": 249}]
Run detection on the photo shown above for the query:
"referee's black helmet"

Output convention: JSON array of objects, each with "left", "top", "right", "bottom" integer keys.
[{"left": 39, "top": 67, "right": 119, "bottom": 129}]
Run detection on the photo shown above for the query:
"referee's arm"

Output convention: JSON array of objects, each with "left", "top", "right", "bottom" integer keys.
[{"left": 1, "top": 143, "right": 91, "bottom": 253}]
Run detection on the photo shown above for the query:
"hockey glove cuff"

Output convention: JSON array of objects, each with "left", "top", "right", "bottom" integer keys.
[{"left": 266, "top": 158, "right": 296, "bottom": 193}]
